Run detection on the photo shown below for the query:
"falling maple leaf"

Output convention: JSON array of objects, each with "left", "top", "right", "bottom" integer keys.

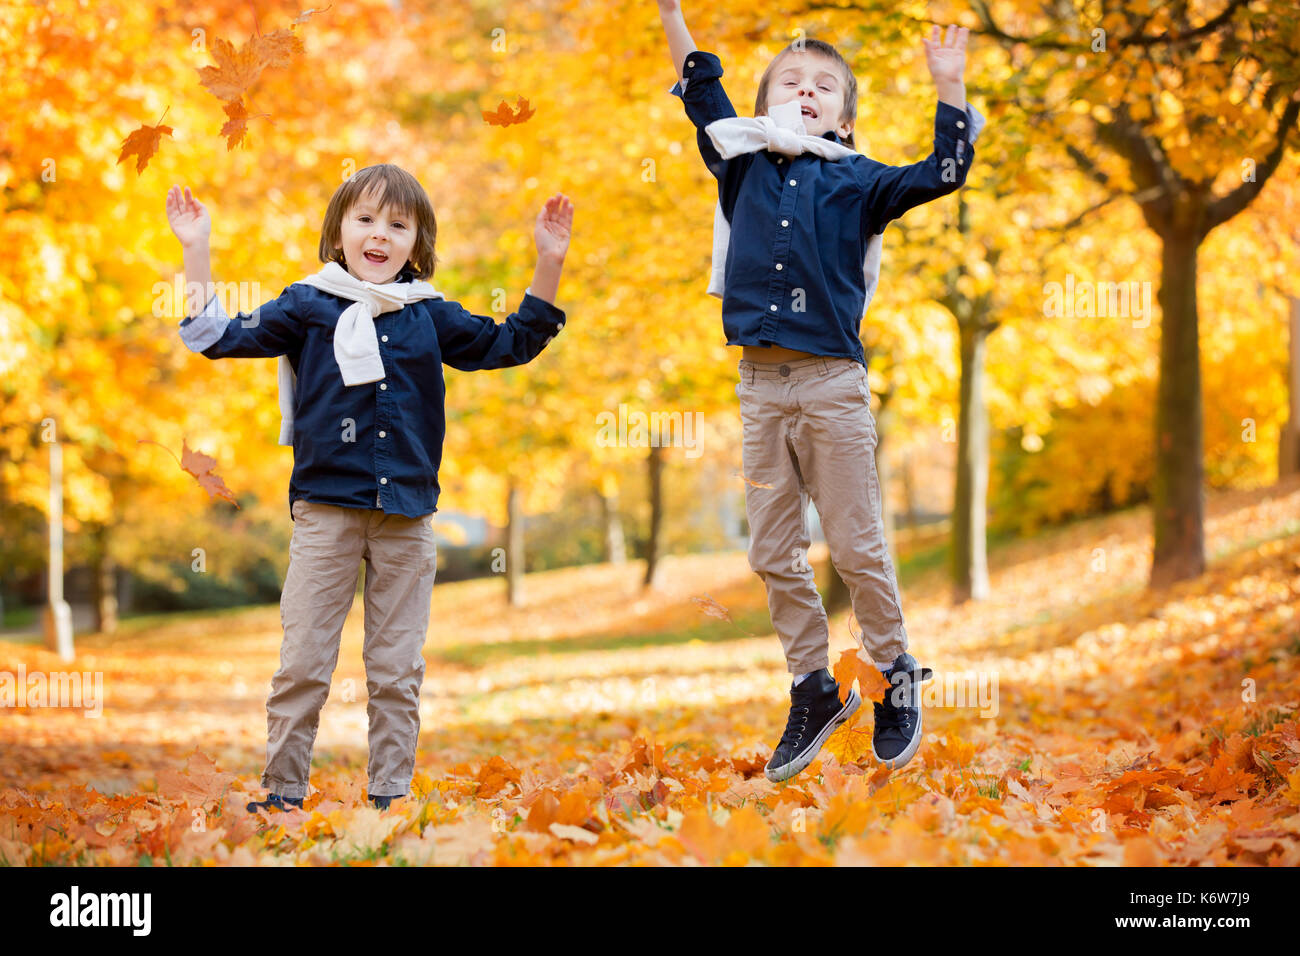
[
  {"left": 218, "top": 98, "right": 272, "bottom": 150},
  {"left": 117, "top": 108, "right": 173, "bottom": 173},
  {"left": 136, "top": 437, "right": 240, "bottom": 508},
  {"left": 832, "top": 646, "right": 891, "bottom": 705},
  {"left": 198, "top": 37, "right": 269, "bottom": 101},
  {"left": 482, "top": 96, "right": 536, "bottom": 127},
  {"left": 250, "top": 28, "right": 305, "bottom": 69},
  {"left": 220, "top": 98, "right": 250, "bottom": 149},
  {"left": 691, "top": 593, "right": 757, "bottom": 635}
]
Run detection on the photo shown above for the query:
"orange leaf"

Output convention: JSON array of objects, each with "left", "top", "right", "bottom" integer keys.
[
  {"left": 117, "top": 120, "right": 173, "bottom": 173},
  {"left": 822, "top": 716, "right": 874, "bottom": 766},
  {"left": 220, "top": 98, "right": 251, "bottom": 150},
  {"left": 525, "top": 790, "right": 559, "bottom": 832},
  {"left": 482, "top": 96, "right": 535, "bottom": 127},
  {"left": 832, "top": 646, "right": 890, "bottom": 704},
  {"left": 198, "top": 37, "right": 268, "bottom": 101},
  {"left": 180, "top": 438, "right": 240, "bottom": 508},
  {"left": 251, "top": 28, "right": 305, "bottom": 69},
  {"left": 474, "top": 755, "right": 522, "bottom": 799}
]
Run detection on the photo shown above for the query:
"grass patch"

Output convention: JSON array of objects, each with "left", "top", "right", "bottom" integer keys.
[{"left": 430, "top": 607, "right": 775, "bottom": 667}]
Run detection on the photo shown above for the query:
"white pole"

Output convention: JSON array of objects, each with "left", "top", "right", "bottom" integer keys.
[{"left": 42, "top": 440, "right": 74, "bottom": 661}]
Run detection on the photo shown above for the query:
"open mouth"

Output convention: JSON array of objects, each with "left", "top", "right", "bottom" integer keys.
[
  {"left": 800, "top": 104, "right": 818, "bottom": 119},
  {"left": 363, "top": 250, "right": 388, "bottom": 263}
]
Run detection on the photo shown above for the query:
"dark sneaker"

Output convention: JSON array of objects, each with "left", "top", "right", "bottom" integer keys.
[
  {"left": 872, "top": 652, "right": 934, "bottom": 770},
  {"left": 245, "top": 793, "right": 304, "bottom": 813},
  {"left": 368, "top": 793, "right": 401, "bottom": 810},
  {"left": 765, "top": 668, "right": 861, "bottom": 783}
]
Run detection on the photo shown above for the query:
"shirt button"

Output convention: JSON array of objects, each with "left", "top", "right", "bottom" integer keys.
[
  {"left": 380, "top": 477, "right": 388, "bottom": 484},
  {"left": 380, "top": 383, "right": 387, "bottom": 390},
  {"left": 956, "top": 120, "right": 966, "bottom": 129},
  {"left": 381, "top": 335, "right": 388, "bottom": 342},
  {"left": 770, "top": 305, "right": 777, "bottom": 312},
  {"left": 776, "top": 157, "right": 783, "bottom": 164},
  {"left": 379, "top": 430, "right": 386, "bottom": 438},
  {"left": 775, "top": 263, "right": 783, "bottom": 270},
  {"left": 687, "top": 59, "right": 694, "bottom": 67},
  {"left": 789, "top": 179, "right": 797, "bottom": 186},
  {"left": 780, "top": 219, "right": 789, "bottom": 227}
]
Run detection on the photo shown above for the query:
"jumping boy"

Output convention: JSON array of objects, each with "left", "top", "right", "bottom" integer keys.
[{"left": 656, "top": 1, "right": 984, "bottom": 780}]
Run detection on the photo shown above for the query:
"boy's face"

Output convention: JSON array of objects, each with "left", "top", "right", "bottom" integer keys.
[
  {"left": 764, "top": 50, "right": 853, "bottom": 141},
  {"left": 336, "top": 188, "right": 418, "bottom": 284}
]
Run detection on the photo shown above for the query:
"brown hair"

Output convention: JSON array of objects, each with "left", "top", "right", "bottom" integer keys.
[
  {"left": 318, "top": 164, "right": 439, "bottom": 280},
  {"left": 754, "top": 39, "right": 858, "bottom": 150}
]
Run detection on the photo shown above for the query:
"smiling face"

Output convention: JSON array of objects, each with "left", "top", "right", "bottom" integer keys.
[
  {"left": 334, "top": 186, "right": 418, "bottom": 284},
  {"left": 763, "top": 49, "right": 854, "bottom": 141}
]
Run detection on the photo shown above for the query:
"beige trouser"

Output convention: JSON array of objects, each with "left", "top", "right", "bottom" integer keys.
[
  {"left": 738, "top": 356, "right": 909, "bottom": 674},
  {"left": 264, "top": 498, "right": 437, "bottom": 799}
]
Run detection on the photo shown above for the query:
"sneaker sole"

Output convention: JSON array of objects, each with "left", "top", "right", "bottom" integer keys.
[{"left": 764, "top": 687, "right": 861, "bottom": 783}]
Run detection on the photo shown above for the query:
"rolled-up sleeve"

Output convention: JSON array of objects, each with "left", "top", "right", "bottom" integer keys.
[
  {"left": 858, "top": 101, "right": 986, "bottom": 233},
  {"left": 435, "top": 291, "right": 566, "bottom": 371},
  {"left": 177, "top": 285, "right": 305, "bottom": 359}
]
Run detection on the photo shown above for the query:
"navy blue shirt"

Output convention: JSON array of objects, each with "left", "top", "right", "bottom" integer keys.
[
  {"left": 177, "top": 269, "right": 565, "bottom": 520},
  {"left": 671, "top": 50, "right": 982, "bottom": 366}
]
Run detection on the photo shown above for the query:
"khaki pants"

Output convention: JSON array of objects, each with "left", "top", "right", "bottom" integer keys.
[
  {"left": 738, "top": 356, "right": 909, "bottom": 674},
  {"left": 264, "top": 498, "right": 437, "bottom": 799}
]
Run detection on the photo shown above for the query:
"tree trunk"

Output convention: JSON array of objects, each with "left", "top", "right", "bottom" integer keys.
[
  {"left": 505, "top": 482, "right": 524, "bottom": 606},
  {"left": 1279, "top": 295, "right": 1300, "bottom": 480},
  {"left": 599, "top": 486, "right": 627, "bottom": 564},
  {"left": 1151, "top": 230, "right": 1206, "bottom": 588},
  {"left": 952, "top": 320, "right": 991, "bottom": 603},
  {"left": 643, "top": 444, "right": 663, "bottom": 588},
  {"left": 89, "top": 522, "right": 117, "bottom": 633},
  {"left": 901, "top": 445, "right": 917, "bottom": 530}
]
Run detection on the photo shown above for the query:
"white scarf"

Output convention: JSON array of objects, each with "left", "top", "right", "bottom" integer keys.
[
  {"left": 277, "top": 261, "right": 444, "bottom": 446},
  {"left": 698, "top": 97, "right": 986, "bottom": 314},
  {"left": 700, "top": 99, "right": 881, "bottom": 306}
]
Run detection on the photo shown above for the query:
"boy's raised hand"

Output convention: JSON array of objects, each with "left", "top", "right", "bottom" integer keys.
[
  {"left": 535, "top": 194, "right": 574, "bottom": 261},
  {"left": 922, "top": 24, "right": 969, "bottom": 86},
  {"left": 166, "top": 185, "right": 211, "bottom": 248}
]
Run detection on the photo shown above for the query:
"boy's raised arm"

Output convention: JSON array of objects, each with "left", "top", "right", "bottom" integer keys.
[
  {"left": 656, "top": 0, "right": 698, "bottom": 80},
  {"left": 166, "top": 185, "right": 214, "bottom": 318},
  {"left": 859, "top": 25, "right": 985, "bottom": 232},
  {"left": 165, "top": 184, "right": 305, "bottom": 359},
  {"left": 436, "top": 194, "right": 572, "bottom": 371}
]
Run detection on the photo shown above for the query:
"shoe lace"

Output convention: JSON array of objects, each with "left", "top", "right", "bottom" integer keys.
[
  {"left": 874, "top": 677, "right": 916, "bottom": 732},
  {"left": 778, "top": 690, "right": 814, "bottom": 749}
]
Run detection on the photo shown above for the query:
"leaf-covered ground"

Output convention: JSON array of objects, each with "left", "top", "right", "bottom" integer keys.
[{"left": 3, "top": 478, "right": 1299, "bottom": 865}]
